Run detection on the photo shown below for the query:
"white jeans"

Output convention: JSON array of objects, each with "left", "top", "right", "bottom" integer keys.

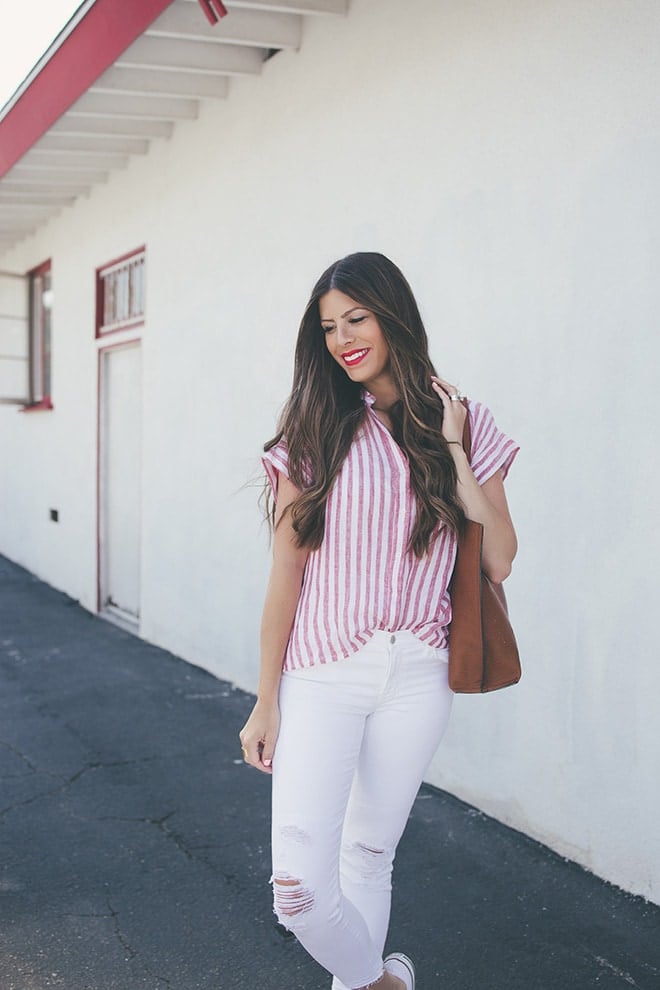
[{"left": 271, "top": 630, "right": 453, "bottom": 990}]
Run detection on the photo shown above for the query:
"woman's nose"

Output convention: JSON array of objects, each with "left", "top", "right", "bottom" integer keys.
[{"left": 336, "top": 322, "right": 354, "bottom": 345}]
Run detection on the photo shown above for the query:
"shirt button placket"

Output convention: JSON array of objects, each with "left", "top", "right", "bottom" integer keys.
[{"left": 386, "top": 444, "right": 408, "bottom": 632}]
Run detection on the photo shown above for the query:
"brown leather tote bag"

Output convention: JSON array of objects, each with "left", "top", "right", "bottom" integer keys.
[{"left": 447, "top": 409, "right": 521, "bottom": 693}]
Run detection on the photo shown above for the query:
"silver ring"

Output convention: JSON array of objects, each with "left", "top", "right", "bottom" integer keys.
[{"left": 449, "top": 394, "right": 462, "bottom": 401}]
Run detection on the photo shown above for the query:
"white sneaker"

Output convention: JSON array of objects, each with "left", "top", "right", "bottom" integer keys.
[{"left": 383, "top": 952, "right": 415, "bottom": 990}]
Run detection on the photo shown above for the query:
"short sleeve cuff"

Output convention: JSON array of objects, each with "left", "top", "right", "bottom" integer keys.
[
  {"left": 467, "top": 400, "right": 519, "bottom": 485},
  {"left": 262, "top": 439, "right": 290, "bottom": 499}
]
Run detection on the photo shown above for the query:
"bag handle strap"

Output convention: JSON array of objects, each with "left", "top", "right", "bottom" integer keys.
[{"left": 460, "top": 398, "right": 472, "bottom": 462}]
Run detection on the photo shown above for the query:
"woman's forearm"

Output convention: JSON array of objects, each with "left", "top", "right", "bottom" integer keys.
[
  {"left": 257, "top": 558, "right": 306, "bottom": 702},
  {"left": 449, "top": 446, "right": 517, "bottom": 584},
  {"left": 240, "top": 482, "right": 308, "bottom": 774},
  {"left": 256, "top": 472, "right": 309, "bottom": 703}
]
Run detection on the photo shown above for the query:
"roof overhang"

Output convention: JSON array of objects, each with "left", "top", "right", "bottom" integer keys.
[{"left": 0, "top": 0, "right": 347, "bottom": 254}]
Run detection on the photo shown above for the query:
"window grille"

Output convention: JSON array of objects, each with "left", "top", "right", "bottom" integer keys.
[
  {"left": 0, "top": 262, "right": 52, "bottom": 408},
  {"left": 96, "top": 249, "right": 145, "bottom": 335},
  {"left": 0, "top": 270, "right": 29, "bottom": 405},
  {"left": 29, "top": 261, "right": 52, "bottom": 404}
]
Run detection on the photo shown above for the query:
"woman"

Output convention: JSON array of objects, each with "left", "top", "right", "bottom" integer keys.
[{"left": 240, "top": 252, "right": 518, "bottom": 990}]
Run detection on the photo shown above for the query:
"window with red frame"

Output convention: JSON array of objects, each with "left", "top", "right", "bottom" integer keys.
[
  {"left": 28, "top": 260, "right": 53, "bottom": 407},
  {"left": 96, "top": 249, "right": 145, "bottom": 336}
]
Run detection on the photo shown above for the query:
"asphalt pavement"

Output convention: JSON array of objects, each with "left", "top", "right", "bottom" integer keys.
[{"left": 1, "top": 554, "right": 658, "bottom": 990}]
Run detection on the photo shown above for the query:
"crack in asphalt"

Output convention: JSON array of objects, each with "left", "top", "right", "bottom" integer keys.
[
  {"left": 98, "top": 810, "right": 198, "bottom": 863},
  {"left": 106, "top": 897, "right": 137, "bottom": 962},
  {"left": 106, "top": 897, "right": 174, "bottom": 989},
  {"left": 96, "top": 811, "right": 247, "bottom": 890},
  {"left": 0, "top": 778, "right": 69, "bottom": 821},
  {"left": 0, "top": 739, "right": 50, "bottom": 777},
  {"left": 145, "top": 965, "right": 175, "bottom": 989},
  {"left": 0, "top": 755, "right": 160, "bottom": 821}
]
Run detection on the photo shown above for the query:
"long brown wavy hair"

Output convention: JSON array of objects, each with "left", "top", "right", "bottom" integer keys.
[{"left": 264, "top": 252, "right": 465, "bottom": 557}]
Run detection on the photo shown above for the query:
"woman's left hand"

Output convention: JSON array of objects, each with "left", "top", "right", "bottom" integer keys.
[{"left": 431, "top": 376, "right": 468, "bottom": 444}]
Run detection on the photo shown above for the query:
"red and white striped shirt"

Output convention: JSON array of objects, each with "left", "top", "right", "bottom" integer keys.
[{"left": 263, "top": 393, "right": 518, "bottom": 670}]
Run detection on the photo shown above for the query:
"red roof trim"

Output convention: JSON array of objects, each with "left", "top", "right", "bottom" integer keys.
[{"left": 0, "top": 0, "right": 175, "bottom": 179}]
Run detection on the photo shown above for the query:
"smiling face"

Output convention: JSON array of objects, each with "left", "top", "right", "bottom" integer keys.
[{"left": 319, "top": 289, "right": 392, "bottom": 392}]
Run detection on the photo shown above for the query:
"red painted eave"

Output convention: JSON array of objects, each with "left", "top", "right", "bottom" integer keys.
[{"left": 0, "top": 0, "right": 176, "bottom": 179}]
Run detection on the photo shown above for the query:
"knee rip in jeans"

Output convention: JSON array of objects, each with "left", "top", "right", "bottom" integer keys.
[
  {"left": 346, "top": 841, "right": 392, "bottom": 884},
  {"left": 272, "top": 872, "right": 315, "bottom": 921},
  {"left": 278, "top": 824, "right": 311, "bottom": 846},
  {"left": 272, "top": 826, "right": 315, "bottom": 925}
]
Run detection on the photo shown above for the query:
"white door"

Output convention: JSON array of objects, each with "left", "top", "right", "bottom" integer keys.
[{"left": 99, "top": 342, "right": 142, "bottom": 628}]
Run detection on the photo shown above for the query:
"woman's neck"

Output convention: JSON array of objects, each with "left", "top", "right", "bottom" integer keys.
[
  {"left": 365, "top": 374, "right": 399, "bottom": 412},
  {"left": 365, "top": 374, "right": 399, "bottom": 434}
]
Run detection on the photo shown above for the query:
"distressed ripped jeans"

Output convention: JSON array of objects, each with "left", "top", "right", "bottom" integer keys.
[{"left": 271, "top": 630, "right": 453, "bottom": 990}]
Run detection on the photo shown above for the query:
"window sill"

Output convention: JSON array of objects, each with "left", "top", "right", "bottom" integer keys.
[{"left": 20, "top": 398, "right": 54, "bottom": 413}]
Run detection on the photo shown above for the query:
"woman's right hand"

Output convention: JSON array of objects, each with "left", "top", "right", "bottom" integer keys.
[{"left": 239, "top": 700, "right": 280, "bottom": 775}]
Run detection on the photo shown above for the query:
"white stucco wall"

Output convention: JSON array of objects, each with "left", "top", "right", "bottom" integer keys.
[{"left": 1, "top": 0, "right": 658, "bottom": 902}]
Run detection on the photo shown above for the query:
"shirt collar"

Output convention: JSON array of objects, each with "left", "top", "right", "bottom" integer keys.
[{"left": 361, "top": 389, "right": 376, "bottom": 407}]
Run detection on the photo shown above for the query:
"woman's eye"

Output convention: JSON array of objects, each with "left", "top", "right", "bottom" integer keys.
[
  {"left": 322, "top": 325, "right": 335, "bottom": 334},
  {"left": 349, "top": 316, "right": 366, "bottom": 325}
]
